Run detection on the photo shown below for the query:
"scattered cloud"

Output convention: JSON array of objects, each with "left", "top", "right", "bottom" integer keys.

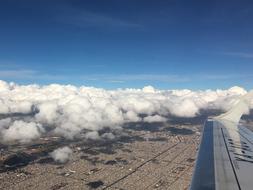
[
  {"left": 50, "top": 147, "right": 73, "bottom": 163},
  {"left": 1, "top": 120, "right": 44, "bottom": 143},
  {"left": 143, "top": 115, "right": 167, "bottom": 123}
]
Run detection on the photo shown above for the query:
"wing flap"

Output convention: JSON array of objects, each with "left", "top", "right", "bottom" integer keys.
[{"left": 213, "top": 121, "right": 239, "bottom": 190}]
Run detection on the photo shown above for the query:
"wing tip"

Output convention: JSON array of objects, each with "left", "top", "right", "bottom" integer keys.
[{"left": 214, "top": 90, "right": 253, "bottom": 124}]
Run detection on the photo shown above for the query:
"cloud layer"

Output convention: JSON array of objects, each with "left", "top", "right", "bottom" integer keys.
[{"left": 0, "top": 80, "right": 251, "bottom": 144}]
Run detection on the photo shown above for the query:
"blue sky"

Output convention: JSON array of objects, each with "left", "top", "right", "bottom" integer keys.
[{"left": 0, "top": 0, "right": 253, "bottom": 89}]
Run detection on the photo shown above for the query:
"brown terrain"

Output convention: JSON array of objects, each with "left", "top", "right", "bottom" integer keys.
[{"left": 0, "top": 114, "right": 252, "bottom": 190}]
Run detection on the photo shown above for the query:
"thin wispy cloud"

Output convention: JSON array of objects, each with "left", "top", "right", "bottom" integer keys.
[
  {"left": 80, "top": 74, "right": 190, "bottom": 83},
  {"left": 1, "top": 69, "right": 252, "bottom": 85},
  {"left": 81, "top": 73, "right": 253, "bottom": 83},
  {"left": 0, "top": 70, "right": 37, "bottom": 78},
  {"left": 55, "top": 5, "right": 142, "bottom": 29},
  {"left": 86, "top": 64, "right": 106, "bottom": 68},
  {"left": 0, "top": 69, "right": 66, "bottom": 81},
  {"left": 106, "top": 80, "right": 125, "bottom": 83},
  {"left": 72, "top": 11, "right": 141, "bottom": 28},
  {"left": 198, "top": 74, "right": 253, "bottom": 80},
  {"left": 0, "top": 60, "right": 24, "bottom": 69},
  {"left": 0, "top": 70, "right": 186, "bottom": 83},
  {"left": 223, "top": 51, "right": 253, "bottom": 58}
]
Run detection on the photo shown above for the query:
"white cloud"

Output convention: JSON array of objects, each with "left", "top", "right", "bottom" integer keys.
[
  {"left": 142, "top": 86, "right": 156, "bottom": 93},
  {"left": 168, "top": 98, "right": 200, "bottom": 118},
  {"left": 0, "top": 80, "right": 251, "bottom": 144},
  {"left": 143, "top": 115, "right": 167, "bottom": 123},
  {"left": 35, "top": 102, "right": 60, "bottom": 125},
  {"left": 0, "top": 118, "right": 12, "bottom": 129},
  {"left": 85, "top": 131, "right": 100, "bottom": 140},
  {"left": 1, "top": 120, "right": 44, "bottom": 143},
  {"left": 0, "top": 98, "right": 9, "bottom": 114},
  {"left": 50, "top": 146, "right": 73, "bottom": 163},
  {"left": 101, "top": 132, "right": 115, "bottom": 140}
]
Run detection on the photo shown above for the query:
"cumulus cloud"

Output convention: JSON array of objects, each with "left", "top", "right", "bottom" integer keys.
[
  {"left": 0, "top": 118, "right": 12, "bottom": 129},
  {"left": 101, "top": 132, "right": 115, "bottom": 140},
  {"left": 168, "top": 98, "right": 199, "bottom": 118},
  {"left": 1, "top": 120, "right": 44, "bottom": 143},
  {"left": 85, "top": 131, "right": 100, "bottom": 140},
  {"left": 142, "top": 86, "right": 156, "bottom": 93},
  {"left": 35, "top": 102, "right": 60, "bottom": 125},
  {"left": 0, "top": 80, "right": 251, "bottom": 144},
  {"left": 143, "top": 115, "right": 167, "bottom": 123},
  {"left": 50, "top": 146, "right": 73, "bottom": 163}
]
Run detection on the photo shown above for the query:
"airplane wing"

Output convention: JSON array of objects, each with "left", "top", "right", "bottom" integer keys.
[{"left": 190, "top": 91, "right": 253, "bottom": 190}]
